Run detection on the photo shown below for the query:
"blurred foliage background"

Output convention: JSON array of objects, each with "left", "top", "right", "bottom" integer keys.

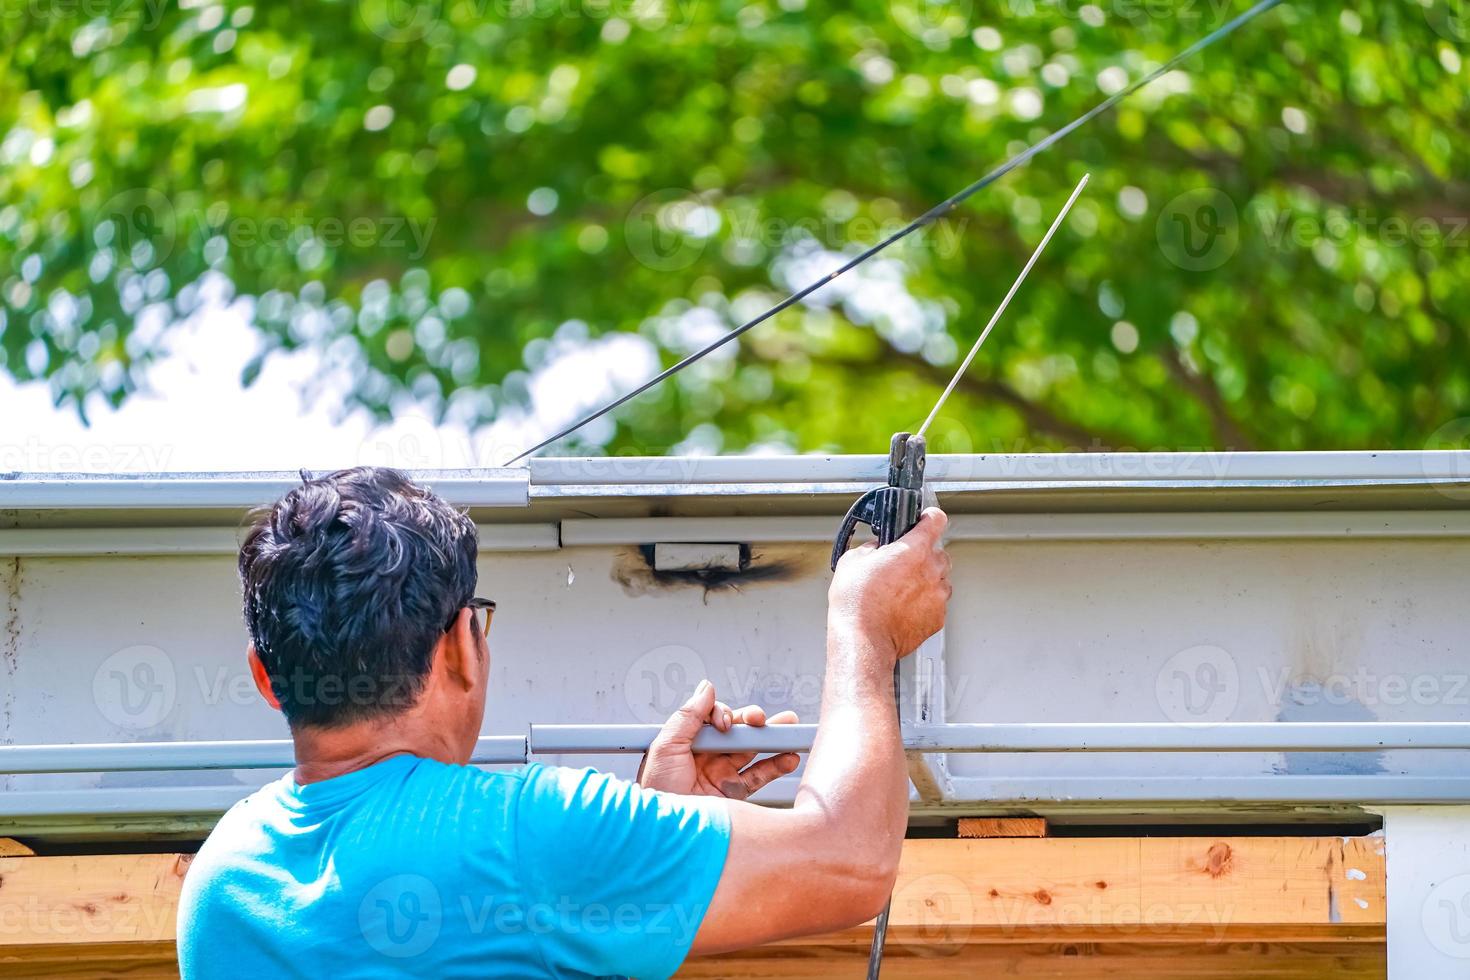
[{"left": 1, "top": 0, "right": 1467, "bottom": 457}]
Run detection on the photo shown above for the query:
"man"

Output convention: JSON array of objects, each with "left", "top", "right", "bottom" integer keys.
[{"left": 179, "top": 466, "right": 951, "bottom": 978}]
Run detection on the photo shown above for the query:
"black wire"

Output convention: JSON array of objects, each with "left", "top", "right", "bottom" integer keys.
[{"left": 504, "top": 0, "right": 1285, "bottom": 466}]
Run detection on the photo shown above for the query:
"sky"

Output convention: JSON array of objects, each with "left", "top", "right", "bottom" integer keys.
[
  {"left": 3, "top": 234, "right": 929, "bottom": 473},
  {"left": 1, "top": 300, "right": 661, "bottom": 474}
]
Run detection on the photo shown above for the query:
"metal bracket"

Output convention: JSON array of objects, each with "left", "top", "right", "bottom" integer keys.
[{"left": 902, "top": 629, "right": 951, "bottom": 804}]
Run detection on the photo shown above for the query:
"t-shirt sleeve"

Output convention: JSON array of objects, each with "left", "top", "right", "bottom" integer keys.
[{"left": 514, "top": 764, "right": 732, "bottom": 980}]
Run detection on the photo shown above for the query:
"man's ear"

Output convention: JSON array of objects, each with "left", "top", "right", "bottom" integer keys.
[
  {"left": 247, "top": 645, "right": 283, "bottom": 711},
  {"left": 437, "top": 610, "right": 479, "bottom": 693}
]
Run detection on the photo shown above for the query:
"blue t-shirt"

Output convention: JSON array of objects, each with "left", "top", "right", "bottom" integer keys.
[{"left": 177, "top": 756, "right": 731, "bottom": 979}]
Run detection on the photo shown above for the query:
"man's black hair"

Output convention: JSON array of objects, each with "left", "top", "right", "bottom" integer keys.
[{"left": 238, "top": 466, "right": 478, "bottom": 728}]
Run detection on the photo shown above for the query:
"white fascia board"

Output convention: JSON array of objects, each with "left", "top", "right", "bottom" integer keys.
[{"left": 0, "top": 523, "right": 558, "bottom": 557}]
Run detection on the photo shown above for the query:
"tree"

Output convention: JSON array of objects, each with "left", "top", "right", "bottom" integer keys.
[{"left": 2, "top": 0, "right": 1467, "bottom": 457}]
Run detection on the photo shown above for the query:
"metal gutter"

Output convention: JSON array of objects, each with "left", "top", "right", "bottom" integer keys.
[
  {"left": 530, "top": 451, "right": 1470, "bottom": 490},
  {"left": 2, "top": 453, "right": 1466, "bottom": 520},
  {"left": 0, "top": 468, "right": 529, "bottom": 509}
]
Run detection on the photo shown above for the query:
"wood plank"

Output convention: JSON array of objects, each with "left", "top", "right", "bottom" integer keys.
[
  {"left": 0, "top": 854, "right": 191, "bottom": 946},
  {"left": 0, "top": 839, "right": 34, "bottom": 857},
  {"left": 861, "top": 837, "right": 1385, "bottom": 941},
  {"left": 0, "top": 942, "right": 178, "bottom": 979},
  {"left": 0, "top": 835, "right": 1385, "bottom": 980},
  {"left": 1335, "top": 835, "right": 1387, "bottom": 925},
  {"left": 0, "top": 939, "right": 1389, "bottom": 980},
  {"left": 958, "top": 817, "right": 1048, "bottom": 838},
  {"left": 680, "top": 941, "right": 1385, "bottom": 978}
]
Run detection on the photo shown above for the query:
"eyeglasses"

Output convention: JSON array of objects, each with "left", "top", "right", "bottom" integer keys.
[{"left": 447, "top": 597, "right": 496, "bottom": 636}]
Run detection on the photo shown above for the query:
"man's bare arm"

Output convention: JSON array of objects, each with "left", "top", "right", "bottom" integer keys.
[{"left": 687, "top": 507, "right": 952, "bottom": 953}]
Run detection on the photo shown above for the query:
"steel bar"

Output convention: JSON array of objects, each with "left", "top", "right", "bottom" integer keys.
[
  {"left": 529, "top": 722, "right": 1470, "bottom": 756},
  {"left": 0, "top": 735, "right": 527, "bottom": 774}
]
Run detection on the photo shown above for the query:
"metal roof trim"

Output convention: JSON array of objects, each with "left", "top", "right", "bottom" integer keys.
[
  {"left": 529, "top": 450, "right": 1470, "bottom": 490},
  {"left": 1, "top": 453, "right": 1466, "bottom": 511},
  {"left": 0, "top": 468, "right": 530, "bottom": 509}
]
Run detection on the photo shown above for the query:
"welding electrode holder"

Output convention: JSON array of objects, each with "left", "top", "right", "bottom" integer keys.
[
  {"left": 829, "top": 432, "right": 928, "bottom": 571},
  {"left": 828, "top": 430, "right": 927, "bottom": 980}
]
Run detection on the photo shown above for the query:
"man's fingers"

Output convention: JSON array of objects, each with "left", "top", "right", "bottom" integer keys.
[
  {"left": 922, "top": 506, "right": 948, "bottom": 531},
  {"left": 715, "top": 705, "right": 764, "bottom": 769},
  {"left": 738, "top": 753, "right": 801, "bottom": 796},
  {"left": 835, "top": 539, "right": 879, "bottom": 571},
  {"left": 656, "top": 679, "right": 716, "bottom": 747},
  {"left": 910, "top": 507, "right": 948, "bottom": 547},
  {"left": 702, "top": 706, "right": 797, "bottom": 770},
  {"left": 730, "top": 705, "right": 767, "bottom": 727},
  {"left": 721, "top": 751, "right": 759, "bottom": 771},
  {"left": 712, "top": 700, "right": 735, "bottom": 732}
]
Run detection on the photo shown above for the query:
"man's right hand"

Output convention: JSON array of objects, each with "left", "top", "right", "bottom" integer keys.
[
  {"left": 827, "top": 506, "right": 952, "bottom": 657},
  {"left": 690, "top": 506, "right": 953, "bottom": 956}
]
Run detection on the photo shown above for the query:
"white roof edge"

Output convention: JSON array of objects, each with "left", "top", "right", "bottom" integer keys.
[
  {"left": 529, "top": 450, "right": 1470, "bottom": 487},
  {"left": 0, "top": 453, "right": 1466, "bottom": 510},
  {"left": 0, "top": 468, "right": 529, "bottom": 509}
]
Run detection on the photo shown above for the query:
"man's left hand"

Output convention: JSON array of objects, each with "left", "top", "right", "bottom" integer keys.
[{"left": 638, "top": 680, "right": 800, "bottom": 800}]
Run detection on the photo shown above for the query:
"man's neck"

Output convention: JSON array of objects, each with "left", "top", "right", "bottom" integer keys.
[{"left": 290, "top": 712, "right": 457, "bottom": 784}]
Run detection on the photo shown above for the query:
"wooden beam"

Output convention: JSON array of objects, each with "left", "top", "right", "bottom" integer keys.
[
  {"left": 958, "top": 817, "right": 1048, "bottom": 838},
  {"left": 859, "top": 836, "right": 1385, "bottom": 943},
  {"left": 0, "top": 839, "right": 34, "bottom": 857},
  {"left": 1337, "top": 835, "right": 1387, "bottom": 924},
  {"left": 680, "top": 941, "right": 1385, "bottom": 978},
  {"left": 0, "top": 942, "right": 177, "bottom": 979},
  {"left": 0, "top": 836, "right": 1386, "bottom": 978},
  {"left": 0, "top": 853, "right": 190, "bottom": 946}
]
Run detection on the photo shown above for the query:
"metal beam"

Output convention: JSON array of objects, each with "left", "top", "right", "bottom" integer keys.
[
  {"left": 944, "top": 775, "right": 1470, "bottom": 805},
  {"left": 0, "top": 735, "right": 527, "bottom": 774},
  {"left": 560, "top": 511, "right": 1470, "bottom": 546}
]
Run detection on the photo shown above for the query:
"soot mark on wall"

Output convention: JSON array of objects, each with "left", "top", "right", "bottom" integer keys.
[{"left": 612, "top": 546, "right": 812, "bottom": 601}]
